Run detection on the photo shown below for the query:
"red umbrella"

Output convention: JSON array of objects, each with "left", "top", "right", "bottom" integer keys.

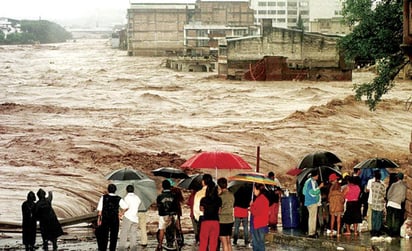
[
  {"left": 286, "top": 167, "right": 302, "bottom": 176},
  {"left": 181, "top": 151, "right": 252, "bottom": 177}
]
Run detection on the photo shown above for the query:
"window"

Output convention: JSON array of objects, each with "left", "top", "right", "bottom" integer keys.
[
  {"left": 277, "top": 2, "right": 286, "bottom": 7},
  {"left": 289, "top": 10, "right": 297, "bottom": 15},
  {"left": 277, "top": 18, "right": 286, "bottom": 23},
  {"left": 258, "top": 1, "right": 267, "bottom": 6},
  {"left": 288, "top": 2, "right": 297, "bottom": 7},
  {"left": 268, "top": 2, "right": 276, "bottom": 6},
  {"left": 268, "top": 10, "right": 277, "bottom": 14},
  {"left": 278, "top": 10, "right": 286, "bottom": 15},
  {"left": 300, "top": 1, "right": 308, "bottom": 7},
  {"left": 258, "top": 10, "right": 267, "bottom": 14}
]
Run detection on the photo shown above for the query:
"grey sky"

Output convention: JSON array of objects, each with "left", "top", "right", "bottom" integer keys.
[{"left": 1, "top": 0, "right": 129, "bottom": 20}]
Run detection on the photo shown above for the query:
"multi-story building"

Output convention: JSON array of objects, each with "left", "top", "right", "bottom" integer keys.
[
  {"left": 308, "top": 0, "right": 349, "bottom": 35},
  {"left": 250, "top": 0, "right": 310, "bottom": 30},
  {"left": 127, "top": 0, "right": 257, "bottom": 56}
]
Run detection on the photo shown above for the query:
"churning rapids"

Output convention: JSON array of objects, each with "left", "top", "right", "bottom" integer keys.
[{"left": 0, "top": 39, "right": 411, "bottom": 222}]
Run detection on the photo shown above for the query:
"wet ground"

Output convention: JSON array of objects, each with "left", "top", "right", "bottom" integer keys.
[{"left": 1, "top": 224, "right": 411, "bottom": 251}]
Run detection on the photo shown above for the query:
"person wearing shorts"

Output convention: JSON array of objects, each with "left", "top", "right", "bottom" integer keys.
[{"left": 156, "top": 180, "right": 179, "bottom": 251}]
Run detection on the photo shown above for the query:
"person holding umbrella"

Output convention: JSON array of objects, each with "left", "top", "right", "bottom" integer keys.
[
  {"left": 156, "top": 180, "right": 179, "bottom": 251},
  {"left": 250, "top": 183, "right": 270, "bottom": 251},
  {"left": 302, "top": 170, "right": 324, "bottom": 238}
]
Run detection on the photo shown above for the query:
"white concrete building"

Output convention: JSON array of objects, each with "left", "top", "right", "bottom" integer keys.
[
  {"left": 249, "top": 0, "right": 344, "bottom": 32},
  {"left": 250, "top": 0, "right": 310, "bottom": 30},
  {"left": 0, "top": 18, "right": 21, "bottom": 39}
]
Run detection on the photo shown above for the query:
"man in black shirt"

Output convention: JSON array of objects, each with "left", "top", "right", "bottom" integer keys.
[{"left": 156, "top": 180, "right": 179, "bottom": 251}]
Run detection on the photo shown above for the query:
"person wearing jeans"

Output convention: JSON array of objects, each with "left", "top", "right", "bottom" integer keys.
[
  {"left": 250, "top": 183, "right": 269, "bottom": 251},
  {"left": 232, "top": 185, "right": 251, "bottom": 246}
]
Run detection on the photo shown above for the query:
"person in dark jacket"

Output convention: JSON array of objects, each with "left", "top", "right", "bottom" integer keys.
[
  {"left": 156, "top": 180, "right": 179, "bottom": 251},
  {"left": 35, "top": 189, "right": 63, "bottom": 251},
  {"left": 96, "top": 184, "right": 127, "bottom": 251},
  {"left": 22, "top": 191, "right": 37, "bottom": 251}
]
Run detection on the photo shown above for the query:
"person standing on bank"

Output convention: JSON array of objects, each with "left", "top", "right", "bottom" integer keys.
[
  {"left": 267, "top": 171, "right": 282, "bottom": 230},
  {"left": 156, "top": 180, "right": 179, "bottom": 251},
  {"left": 250, "top": 183, "right": 269, "bottom": 251},
  {"left": 199, "top": 180, "right": 222, "bottom": 251},
  {"left": 370, "top": 171, "right": 386, "bottom": 237},
  {"left": 22, "top": 191, "right": 37, "bottom": 251},
  {"left": 217, "top": 177, "right": 234, "bottom": 251},
  {"left": 35, "top": 189, "right": 64, "bottom": 251},
  {"left": 118, "top": 185, "right": 141, "bottom": 251},
  {"left": 96, "top": 184, "right": 127, "bottom": 251},
  {"left": 303, "top": 170, "right": 324, "bottom": 238},
  {"left": 386, "top": 172, "right": 407, "bottom": 237}
]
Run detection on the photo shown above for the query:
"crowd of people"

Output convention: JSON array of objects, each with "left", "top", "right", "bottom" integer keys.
[
  {"left": 302, "top": 168, "right": 407, "bottom": 240},
  {"left": 21, "top": 167, "right": 407, "bottom": 251},
  {"left": 92, "top": 171, "right": 282, "bottom": 251}
]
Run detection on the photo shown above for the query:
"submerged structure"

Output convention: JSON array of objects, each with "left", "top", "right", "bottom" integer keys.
[{"left": 218, "top": 21, "right": 352, "bottom": 81}]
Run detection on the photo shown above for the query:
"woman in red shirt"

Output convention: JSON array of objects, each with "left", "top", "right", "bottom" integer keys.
[{"left": 250, "top": 183, "right": 269, "bottom": 251}]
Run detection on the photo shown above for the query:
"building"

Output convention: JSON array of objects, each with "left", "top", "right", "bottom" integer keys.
[
  {"left": 0, "top": 18, "right": 21, "bottom": 39},
  {"left": 310, "top": 17, "right": 351, "bottom": 35},
  {"left": 250, "top": 0, "right": 310, "bottom": 30},
  {"left": 127, "top": 0, "right": 196, "bottom": 56},
  {"left": 219, "top": 21, "right": 352, "bottom": 81},
  {"left": 127, "top": 0, "right": 257, "bottom": 56}
]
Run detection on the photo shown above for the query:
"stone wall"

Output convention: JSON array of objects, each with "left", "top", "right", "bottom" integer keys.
[
  {"left": 227, "top": 28, "right": 341, "bottom": 66},
  {"left": 222, "top": 27, "right": 352, "bottom": 80},
  {"left": 127, "top": 8, "right": 189, "bottom": 56}
]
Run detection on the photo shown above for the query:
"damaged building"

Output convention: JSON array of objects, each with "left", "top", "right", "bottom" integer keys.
[{"left": 219, "top": 20, "right": 352, "bottom": 81}]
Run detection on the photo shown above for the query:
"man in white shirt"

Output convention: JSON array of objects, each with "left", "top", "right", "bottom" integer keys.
[{"left": 118, "top": 185, "right": 141, "bottom": 251}]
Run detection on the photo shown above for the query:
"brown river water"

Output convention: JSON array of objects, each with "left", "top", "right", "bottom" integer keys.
[{"left": 0, "top": 39, "right": 411, "bottom": 226}]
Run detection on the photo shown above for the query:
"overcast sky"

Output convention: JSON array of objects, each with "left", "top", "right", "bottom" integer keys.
[{"left": 1, "top": 0, "right": 130, "bottom": 20}]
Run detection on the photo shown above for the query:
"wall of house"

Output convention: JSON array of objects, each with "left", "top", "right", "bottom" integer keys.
[
  {"left": 223, "top": 27, "right": 351, "bottom": 80},
  {"left": 194, "top": 0, "right": 254, "bottom": 26},
  {"left": 127, "top": 8, "right": 189, "bottom": 56},
  {"left": 227, "top": 28, "right": 340, "bottom": 65}
]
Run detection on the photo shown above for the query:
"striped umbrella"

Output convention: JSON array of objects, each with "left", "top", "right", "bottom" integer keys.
[{"left": 228, "top": 172, "right": 278, "bottom": 186}]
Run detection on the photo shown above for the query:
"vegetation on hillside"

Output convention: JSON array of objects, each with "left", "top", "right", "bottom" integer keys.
[
  {"left": 338, "top": 0, "right": 407, "bottom": 110},
  {"left": 0, "top": 20, "right": 72, "bottom": 45}
]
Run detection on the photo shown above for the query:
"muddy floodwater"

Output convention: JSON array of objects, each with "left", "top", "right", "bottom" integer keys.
[{"left": 0, "top": 39, "right": 411, "bottom": 226}]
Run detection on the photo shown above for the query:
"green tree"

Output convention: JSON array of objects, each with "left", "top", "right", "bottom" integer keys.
[
  {"left": 338, "top": 0, "right": 407, "bottom": 110},
  {"left": 0, "top": 19, "right": 71, "bottom": 45}
]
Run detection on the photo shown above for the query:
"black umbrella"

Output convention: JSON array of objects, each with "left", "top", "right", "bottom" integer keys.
[
  {"left": 296, "top": 165, "right": 341, "bottom": 195},
  {"left": 355, "top": 157, "right": 399, "bottom": 187},
  {"left": 297, "top": 151, "right": 342, "bottom": 169},
  {"left": 152, "top": 167, "right": 189, "bottom": 179},
  {"left": 105, "top": 168, "right": 148, "bottom": 181},
  {"left": 354, "top": 157, "right": 399, "bottom": 170},
  {"left": 177, "top": 174, "right": 204, "bottom": 191}
]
